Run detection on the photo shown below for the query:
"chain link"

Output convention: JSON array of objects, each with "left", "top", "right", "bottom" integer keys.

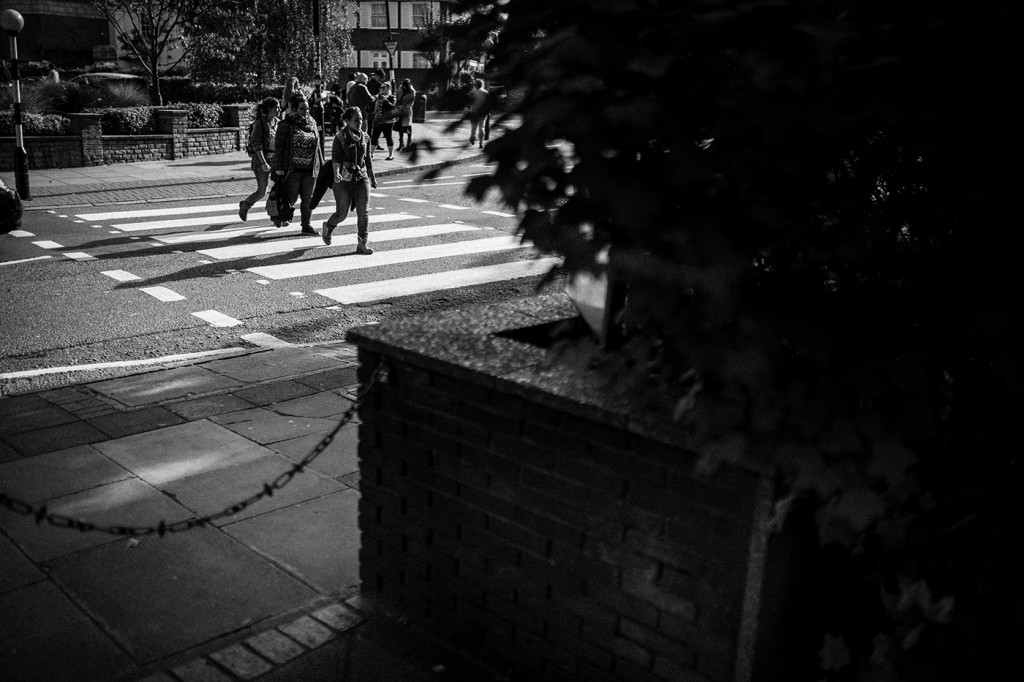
[{"left": 0, "top": 365, "right": 382, "bottom": 537}]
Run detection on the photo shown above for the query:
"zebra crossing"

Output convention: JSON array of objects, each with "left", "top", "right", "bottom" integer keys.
[{"left": 74, "top": 195, "right": 560, "bottom": 320}]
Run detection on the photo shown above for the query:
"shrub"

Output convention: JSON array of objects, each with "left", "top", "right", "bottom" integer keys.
[
  {"left": 90, "top": 106, "right": 156, "bottom": 135},
  {"left": 166, "top": 102, "right": 224, "bottom": 129},
  {"left": 102, "top": 81, "right": 151, "bottom": 108},
  {"left": 0, "top": 111, "right": 71, "bottom": 135},
  {"left": 0, "top": 80, "right": 60, "bottom": 115},
  {"left": 48, "top": 82, "right": 104, "bottom": 114}
]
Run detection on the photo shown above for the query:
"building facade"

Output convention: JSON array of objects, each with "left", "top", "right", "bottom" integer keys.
[
  {"left": 345, "top": 1, "right": 451, "bottom": 75},
  {"left": 0, "top": 0, "right": 109, "bottom": 66}
]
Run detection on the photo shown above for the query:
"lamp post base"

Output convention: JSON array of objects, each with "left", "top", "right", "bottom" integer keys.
[{"left": 14, "top": 146, "right": 30, "bottom": 200}]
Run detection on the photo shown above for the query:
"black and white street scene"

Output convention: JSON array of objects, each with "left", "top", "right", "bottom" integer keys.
[{"left": 1, "top": 2, "right": 1016, "bottom": 681}]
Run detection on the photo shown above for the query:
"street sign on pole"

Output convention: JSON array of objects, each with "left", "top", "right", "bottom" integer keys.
[
  {"left": 383, "top": 40, "right": 397, "bottom": 56},
  {"left": 383, "top": 41, "right": 398, "bottom": 84}
]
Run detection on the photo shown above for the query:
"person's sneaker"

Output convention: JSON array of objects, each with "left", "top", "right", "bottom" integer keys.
[
  {"left": 356, "top": 240, "right": 373, "bottom": 255},
  {"left": 238, "top": 201, "right": 249, "bottom": 221},
  {"left": 300, "top": 226, "right": 319, "bottom": 236},
  {"left": 322, "top": 221, "right": 334, "bottom": 245}
]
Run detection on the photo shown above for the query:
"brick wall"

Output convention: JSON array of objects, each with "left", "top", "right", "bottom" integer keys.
[
  {"left": 0, "top": 136, "right": 81, "bottom": 171},
  {"left": 187, "top": 128, "right": 242, "bottom": 157},
  {"left": 355, "top": 349, "right": 774, "bottom": 682},
  {"left": 101, "top": 135, "right": 174, "bottom": 164}
]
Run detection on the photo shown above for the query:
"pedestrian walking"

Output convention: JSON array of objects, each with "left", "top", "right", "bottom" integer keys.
[
  {"left": 239, "top": 97, "right": 280, "bottom": 222},
  {"left": 370, "top": 81, "right": 398, "bottom": 160},
  {"left": 466, "top": 78, "right": 489, "bottom": 148},
  {"left": 396, "top": 78, "right": 416, "bottom": 150},
  {"left": 347, "top": 73, "right": 376, "bottom": 133},
  {"left": 274, "top": 93, "right": 324, "bottom": 237},
  {"left": 280, "top": 76, "right": 301, "bottom": 118},
  {"left": 321, "top": 107, "right": 377, "bottom": 254}
]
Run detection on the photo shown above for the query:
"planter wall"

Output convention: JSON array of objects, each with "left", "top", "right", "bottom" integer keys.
[{"left": 348, "top": 295, "right": 787, "bottom": 682}]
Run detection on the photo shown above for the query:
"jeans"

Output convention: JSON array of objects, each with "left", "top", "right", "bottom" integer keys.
[
  {"left": 243, "top": 171, "right": 270, "bottom": 207},
  {"left": 283, "top": 169, "right": 315, "bottom": 228},
  {"left": 325, "top": 178, "right": 370, "bottom": 239}
]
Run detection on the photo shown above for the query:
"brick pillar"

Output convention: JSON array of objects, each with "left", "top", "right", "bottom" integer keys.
[
  {"left": 67, "top": 112, "right": 103, "bottom": 167},
  {"left": 156, "top": 109, "right": 189, "bottom": 159},
  {"left": 222, "top": 104, "right": 253, "bottom": 152}
]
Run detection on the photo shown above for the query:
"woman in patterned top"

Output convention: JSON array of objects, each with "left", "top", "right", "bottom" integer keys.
[{"left": 273, "top": 94, "right": 325, "bottom": 236}]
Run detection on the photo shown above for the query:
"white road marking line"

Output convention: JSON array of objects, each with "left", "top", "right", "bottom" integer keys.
[
  {"left": 248, "top": 235, "right": 530, "bottom": 281},
  {"left": 32, "top": 240, "right": 63, "bottom": 249},
  {"left": 63, "top": 252, "right": 97, "bottom": 261},
  {"left": 399, "top": 198, "right": 430, "bottom": 203},
  {"left": 73, "top": 220, "right": 85, "bottom": 223},
  {"left": 438, "top": 204, "right": 470, "bottom": 210},
  {"left": 101, "top": 270, "right": 141, "bottom": 282},
  {"left": 289, "top": 292, "right": 305, "bottom": 297},
  {"left": 372, "top": 181, "right": 466, "bottom": 190},
  {"left": 192, "top": 310, "right": 243, "bottom": 327},
  {"left": 77, "top": 201, "right": 257, "bottom": 221},
  {"left": 0, "top": 255, "right": 52, "bottom": 266},
  {"left": 152, "top": 226, "right": 278, "bottom": 244},
  {"left": 140, "top": 286, "right": 187, "bottom": 302},
  {"left": 6, "top": 230, "right": 33, "bottom": 237},
  {"left": 0, "top": 347, "right": 246, "bottom": 381},
  {"left": 198, "top": 223, "right": 476, "bottom": 260},
  {"left": 241, "top": 332, "right": 292, "bottom": 348},
  {"left": 111, "top": 208, "right": 418, "bottom": 232},
  {"left": 482, "top": 211, "right": 516, "bottom": 218},
  {"left": 315, "top": 257, "right": 562, "bottom": 304}
]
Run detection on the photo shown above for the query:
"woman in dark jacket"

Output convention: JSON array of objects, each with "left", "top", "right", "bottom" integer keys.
[
  {"left": 321, "top": 107, "right": 377, "bottom": 254},
  {"left": 239, "top": 97, "right": 280, "bottom": 222},
  {"left": 273, "top": 93, "right": 325, "bottom": 236}
]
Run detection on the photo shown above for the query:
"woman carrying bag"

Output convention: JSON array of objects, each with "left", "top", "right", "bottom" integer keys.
[
  {"left": 273, "top": 93, "right": 325, "bottom": 237},
  {"left": 321, "top": 107, "right": 377, "bottom": 254},
  {"left": 370, "top": 81, "right": 399, "bottom": 160},
  {"left": 239, "top": 97, "right": 280, "bottom": 222}
]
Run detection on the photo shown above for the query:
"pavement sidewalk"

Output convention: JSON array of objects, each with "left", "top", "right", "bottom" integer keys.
[
  {"left": 3, "top": 112, "right": 488, "bottom": 211},
  {"left": 0, "top": 114, "right": 505, "bottom": 681}
]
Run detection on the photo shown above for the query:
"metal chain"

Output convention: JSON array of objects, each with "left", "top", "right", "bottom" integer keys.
[{"left": 0, "top": 364, "right": 382, "bottom": 537}]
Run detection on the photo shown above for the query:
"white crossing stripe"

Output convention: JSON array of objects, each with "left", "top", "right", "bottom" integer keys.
[
  {"left": 77, "top": 202, "right": 254, "bottom": 221},
  {"left": 102, "top": 270, "right": 141, "bottom": 282},
  {"left": 6, "top": 230, "right": 33, "bottom": 237},
  {"left": 437, "top": 204, "right": 470, "bottom": 210},
  {"left": 110, "top": 209, "right": 419, "bottom": 233},
  {"left": 32, "top": 240, "right": 63, "bottom": 249},
  {"left": 140, "top": 286, "right": 187, "bottom": 302},
  {"left": 63, "top": 252, "right": 97, "bottom": 261},
  {"left": 316, "top": 257, "right": 562, "bottom": 304},
  {"left": 482, "top": 211, "right": 516, "bottom": 218},
  {"left": 241, "top": 332, "right": 292, "bottom": 348},
  {"left": 192, "top": 310, "right": 243, "bottom": 327},
  {"left": 152, "top": 226, "right": 278, "bottom": 245},
  {"left": 198, "top": 223, "right": 478, "bottom": 261},
  {"left": 399, "top": 198, "right": 429, "bottom": 203},
  {"left": 247, "top": 235, "right": 529, "bottom": 281}
]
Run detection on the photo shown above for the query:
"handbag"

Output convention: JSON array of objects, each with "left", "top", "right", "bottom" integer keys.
[{"left": 266, "top": 175, "right": 295, "bottom": 223}]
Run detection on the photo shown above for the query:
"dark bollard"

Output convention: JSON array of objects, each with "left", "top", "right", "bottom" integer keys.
[{"left": 413, "top": 93, "right": 427, "bottom": 123}]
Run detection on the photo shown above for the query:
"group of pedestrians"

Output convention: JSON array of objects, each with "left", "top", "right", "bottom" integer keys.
[{"left": 238, "top": 72, "right": 419, "bottom": 255}]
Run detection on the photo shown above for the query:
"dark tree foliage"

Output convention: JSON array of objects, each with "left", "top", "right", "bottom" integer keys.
[{"left": 449, "top": 0, "right": 1019, "bottom": 678}]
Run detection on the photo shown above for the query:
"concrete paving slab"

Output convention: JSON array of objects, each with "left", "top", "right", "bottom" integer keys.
[
  {"left": 87, "top": 404, "right": 187, "bottom": 439},
  {"left": 94, "top": 420, "right": 274, "bottom": 486},
  {"left": 268, "top": 423, "right": 360, "bottom": 480},
  {"left": 0, "top": 533, "right": 44, "bottom": 592},
  {"left": 0, "top": 580, "right": 136, "bottom": 681},
  {"left": 222, "top": 490, "right": 361, "bottom": 594},
  {"left": 270, "top": 391, "right": 354, "bottom": 419},
  {"left": 217, "top": 413, "right": 340, "bottom": 446},
  {"left": 1, "top": 437, "right": 20, "bottom": 462},
  {"left": 0, "top": 443, "right": 132, "bottom": 503},
  {"left": 0, "top": 393, "right": 51, "bottom": 418},
  {"left": 1, "top": 419, "right": 109, "bottom": 457},
  {"left": 47, "top": 527, "right": 318, "bottom": 664},
  {"left": 160, "top": 452, "right": 345, "bottom": 526},
  {"left": 90, "top": 366, "right": 244, "bottom": 406},
  {"left": 233, "top": 378, "right": 318, "bottom": 407},
  {"left": 201, "top": 348, "right": 340, "bottom": 383},
  {"left": 295, "top": 366, "right": 360, "bottom": 392},
  {"left": 0, "top": 478, "right": 194, "bottom": 562},
  {"left": 167, "top": 393, "right": 256, "bottom": 420},
  {"left": 0, "top": 404, "right": 77, "bottom": 436}
]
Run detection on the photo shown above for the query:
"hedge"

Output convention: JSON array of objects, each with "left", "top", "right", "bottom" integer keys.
[
  {"left": 89, "top": 106, "right": 156, "bottom": 135},
  {"left": 0, "top": 111, "right": 71, "bottom": 136}
]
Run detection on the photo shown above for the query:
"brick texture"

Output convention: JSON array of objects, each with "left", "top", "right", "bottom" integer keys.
[{"left": 356, "top": 356, "right": 769, "bottom": 682}]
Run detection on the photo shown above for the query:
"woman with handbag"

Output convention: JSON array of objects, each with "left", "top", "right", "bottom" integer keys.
[
  {"left": 370, "top": 81, "right": 399, "bottom": 160},
  {"left": 321, "top": 107, "right": 378, "bottom": 254},
  {"left": 239, "top": 97, "right": 280, "bottom": 223},
  {"left": 273, "top": 93, "right": 325, "bottom": 237},
  {"left": 396, "top": 78, "right": 417, "bottom": 150}
]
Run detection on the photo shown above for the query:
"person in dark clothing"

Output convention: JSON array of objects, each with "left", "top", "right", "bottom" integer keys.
[
  {"left": 346, "top": 73, "right": 376, "bottom": 132},
  {"left": 322, "top": 107, "right": 378, "bottom": 254},
  {"left": 273, "top": 94, "right": 325, "bottom": 236}
]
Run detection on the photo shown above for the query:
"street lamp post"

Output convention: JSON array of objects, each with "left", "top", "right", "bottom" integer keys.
[{"left": 1, "top": 8, "right": 30, "bottom": 200}]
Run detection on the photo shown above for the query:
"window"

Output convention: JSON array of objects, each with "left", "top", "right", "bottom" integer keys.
[
  {"left": 370, "top": 52, "right": 389, "bottom": 69},
  {"left": 412, "top": 3, "right": 429, "bottom": 28},
  {"left": 371, "top": 3, "right": 386, "bottom": 28},
  {"left": 412, "top": 53, "right": 432, "bottom": 69}
]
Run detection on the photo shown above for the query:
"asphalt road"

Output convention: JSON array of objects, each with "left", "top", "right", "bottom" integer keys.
[{"left": 0, "top": 168, "right": 565, "bottom": 394}]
